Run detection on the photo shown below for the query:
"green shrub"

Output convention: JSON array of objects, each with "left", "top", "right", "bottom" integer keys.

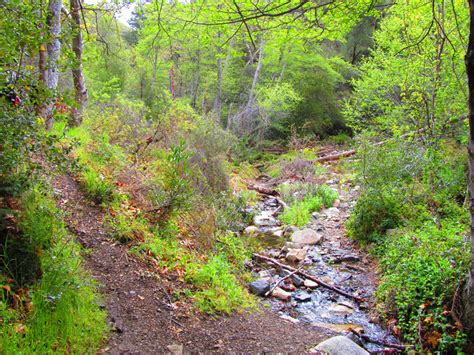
[
  {"left": 214, "top": 192, "right": 254, "bottom": 232},
  {"left": 186, "top": 255, "right": 253, "bottom": 314},
  {"left": 279, "top": 183, "right": 338, "bottom": 227},
  {"left": 80, "top": 168, "right": 115, "bottom": 204},
  {"left": 347, "top": 189, "right": 402, "bottom": 244},
  {"left": 1, "top": 187, "right": 107, "bottom": 353},
  {"left": 376, "top": 221, "right": 469, "bottom": 351}
]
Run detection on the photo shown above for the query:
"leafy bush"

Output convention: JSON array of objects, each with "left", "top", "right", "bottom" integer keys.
[
  {"left": 376, "top": 221, "right": 469, "bottom": 351},
  {"left": 186, "top": 255, "right": 253, "bottom": 314},
  {"left": 214, "top": 192, "right": 254, "bottom": 232},
  {"left": 279, "top": 183, "right": 338, "bottom": 227},
  {"left": 347, "top": 189, "right": 402, "bottom": 244},
  {"left": 80, "top": 168, "right": 115, "bottom": 204},
  {"left": 1, "top": 187, "right": 107, "bottom": 353}
]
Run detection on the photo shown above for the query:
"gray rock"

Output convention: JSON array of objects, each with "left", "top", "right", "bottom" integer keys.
[
  {"left": 321, "top": 207, "right": 340, "bottom": 219},
  {"left": 334, "top": 254, "right": 360, "bottom": 263},
  {"left": 244, "top": 226, "right": 260, "bottom": 237},
  {"left": 291, "top": 228, "right": 322, "bottom": 246},
  {"left": 294, "top": 291, "right": 312, "bottom": 302},
  {"left": 312, "top": 336, "right": 368, "bottom": 355},
  {"left": 286, "top": 248, "right": 307, "bottom": 262},
  {"left": 249, "top": 279, "right": 270, "bottom": 296},
  {"left": 280, "top": 270, "right": 304, "bottom": 287}
]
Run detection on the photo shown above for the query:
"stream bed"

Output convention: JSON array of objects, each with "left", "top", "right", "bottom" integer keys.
[{"left": 246, "top": 175, "right": 400, "bottom": 353}]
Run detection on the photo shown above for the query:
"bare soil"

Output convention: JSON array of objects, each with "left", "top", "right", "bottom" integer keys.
[{"left": 53, "top": 173, "right": 331, "bottom": 353}]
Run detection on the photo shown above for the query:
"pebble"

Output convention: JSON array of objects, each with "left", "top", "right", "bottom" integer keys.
[
  {"left": 271, "top": 287, "right": 292, "bottom": 301},
  {"left": 304, "top": 279, "right": 318, "bottom": 288}
]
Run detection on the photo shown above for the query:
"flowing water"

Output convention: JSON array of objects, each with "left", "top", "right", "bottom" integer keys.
[{"left": 248, "top": 176, "right": 400, "bottom": 352}]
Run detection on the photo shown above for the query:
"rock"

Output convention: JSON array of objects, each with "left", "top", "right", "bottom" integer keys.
[
  {"left": 249, "top": 279, "right": 270, "bottom": 296},
  {"left": 283, "top": 225, "right": 298, "bottom": 237},
  {"left": 321, "top": 207, "right": 340, "bottom": 219},
  {"left": 291, "top": 228, "right": 323, "bottom": 246},
  {"left": 286, "top": 248, "right": 307, "bottom": 262},
  {"left": 334, "top": 254, "right": 360, "bottom": 263},
  {"left": 167, "top": 344, "right": 184, "bottom": 355},
  {"left": 271, "top": 287, "right": 292, "bottom": 301},
  {"left": 279, "top": 314, "right": 300, "bottom": 324},
  {"left": 272, "top": 229, "right": 284, "bottom": 238},
  {"left": 280, "top": 282, "right": 296, "bottom": 292},
  {"left": 258, "top": 269, "right": 276, "bottom": 279},
  {"left": 285, "top": 242, "right": 303, "bottom": 249},
  {"left": 328, "top": 303, "right": 353, "bottom": 315},
  {"left": 312, "top": 336, "right": 369, "bottom": 355},
  {"left": 293, "top": 291, "right": 312, "bottom": 302},
  {"left": 304, "top": 279, "right": 318, "bottom": 288},
  {"left": 254, "top": 211, "right": 279, "bottom": 227},
  {"left": 333, "top": 199, "right": 340, "bottom": 208},
  {"left": 291, "top": 275, "right": 305, "bottom": 287},
  {"left": 311, "top": 212, "right": 321, "bottom": 220},
  {"left": 244, "top": 226, "right": 260, "bottom": 237}
]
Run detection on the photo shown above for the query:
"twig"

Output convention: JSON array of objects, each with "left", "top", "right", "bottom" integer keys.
[
  {"left": 254, "top": 254, "right": 364, "bottom": 302},
  {"left": 264, "top": 266, "right": 303, "bottom": 297},
  {"left": 349, "top": 328, "right": 412, "bottom": 351}
]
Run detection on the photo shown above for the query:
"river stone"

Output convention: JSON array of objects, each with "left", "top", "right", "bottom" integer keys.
[
  {"left": 293, "top": 291, "right": 312, "bottom": 302},
  {"left": 286, "top": 248, "right": 307, "bottom": 262},
  {"left": 321, "top": 207, "right": 340, "bottom": 219},
  {"left": 271, "top": 287, "right": 292, "bottom": 301},
  {"left": 249, "top": 279, "right": 270, "bottom": 296},
  {"left": 312, "top": 336, "right": 369, "bottom": 355},
  {"left": 291, "top": 228, "right": 322, "bottom": 246},
  {"left": 244, "top": 226, "right": 260, "bottom": 237},
  {"left": 329, "top": 303, "right": 353, "bottom": 315},
  {"left": 304, "top": 279, "right": 318, "bottom": 288}
]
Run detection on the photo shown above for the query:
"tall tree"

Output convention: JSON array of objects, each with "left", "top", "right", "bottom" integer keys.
[
  {"left": 464, "top": 0, "right": 474, "bottom": 342},
  {"left": 69, "top": 0, "right": 88, "bottom": 126}
]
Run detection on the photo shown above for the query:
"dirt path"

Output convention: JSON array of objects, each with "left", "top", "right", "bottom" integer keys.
[{"left": 53, "top": 173, "right": 331, "bottom": 353}]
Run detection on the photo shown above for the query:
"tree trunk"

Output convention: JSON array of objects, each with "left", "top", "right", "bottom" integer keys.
[
  {"left": 41, "top": 0, "right": 62, "bottom": 129},
  {"left": 463, "top": 0, "right": 474, "bottom": 344},
  {"left": 246, "top": 34, "right": 264, "bottom": 109},
  {"left": 213, "top": 31, "right": 223, "bottom": 121},
  {"left": 69, "top": 0, "right": 87, "bottom": 126}
]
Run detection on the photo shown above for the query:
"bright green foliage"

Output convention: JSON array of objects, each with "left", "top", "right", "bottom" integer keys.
[
  {"left": 1, "top": 187, "right": 107, "bottom": 353},
  {"left": 279, "top": 183, "right": 338, "bottom": 227},
  {"left": 377, "top": 221, "right": 469, "bottom": 351},
  {"left": 346, "top": 189, "right": 402, "bottom": 244}
]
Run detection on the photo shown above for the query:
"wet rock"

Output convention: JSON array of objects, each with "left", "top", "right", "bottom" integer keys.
[
  {"left": 244, "top": 226, "right": 260, "bottom": 237},
  {"left": 286, "top": 248, "right": 307, "bottom": 262},
  {"left": 328, "top": 303, "right": 353, "bottom": 315},
  {"left": 304, "top": 279, "right": 318, "bottom": 288},
  {"left": 249, "top": 279, "right": 270, "bottom": 296},
  {"left": 312, "top": 336, "right": 368, "bottom": 355},
  {"left": 283, "top": 225, "right": 298, "bottom": 237},
  {"left": 291, "top": 275, "right": 304, "bottom": 287},
  {"left": 334, "top": 253, "right": 360, "bottom": 263},
  {"left": 291, "top": 228, "right": 322, "bottom": 246},
  {"left": 271, "top": 287, "right": 292, "bottom": 301},
  {"left": 294, "top": 291, "right": 312, "bottom": 302}
]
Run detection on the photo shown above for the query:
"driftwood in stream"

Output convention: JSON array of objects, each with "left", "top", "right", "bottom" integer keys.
[
  {"left": 254, "top": 254, "right": 364, "bottom": 303},
  {"left": 349, "top": 329, "right": 413, "bottom": 351}
]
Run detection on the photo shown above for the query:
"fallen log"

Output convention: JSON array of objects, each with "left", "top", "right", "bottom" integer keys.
[
  {"left": 316, "top": 149, "right": 356, "bottom": 163},
  {"left": 253, "top": 253, "right": 364, "bottom": 303},
  {"left": 247, "top": 184, "right": 278, "bottom": 196},
  {"left": 349, "top": 328, "right": 413, "bottom": 351}
]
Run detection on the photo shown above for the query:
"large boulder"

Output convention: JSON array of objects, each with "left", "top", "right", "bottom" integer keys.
[
  {"left": 312, "top": 336, "right": 369, "bottom": 355},
  {"left": 291, "top": 228, "right": 323, "bottom": 246},
  {"left": 249, "top": 279, "right": 270, "bottom": 296}
]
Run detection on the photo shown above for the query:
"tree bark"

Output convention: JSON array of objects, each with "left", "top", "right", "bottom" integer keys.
[
  {"left": 463, "top": 0, "right": 474, "bottom": 343},
  {"left": 213, "top": 34, "right": 223, "bottom": 121},
  {"left": 41, "top": 0, "right": 62, "bottom": 129},
  {"left": 69, "top": 0, "right": 87, "bottom": 126}
]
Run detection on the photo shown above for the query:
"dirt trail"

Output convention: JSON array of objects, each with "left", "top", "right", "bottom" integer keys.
[{"left": 53, "top": 173, "right": 330, "bottom": 353}]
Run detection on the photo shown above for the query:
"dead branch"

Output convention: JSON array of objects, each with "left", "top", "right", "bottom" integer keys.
[
  {"left": 253, "top": 253, "right": 364, "bottom": 302},
  {"left": 349, "top": 328, "right": 413, "bottom": 351},
  {"left": 247, "top": 183, "right": 278, "bottom": 196},
  {"left": 264, "top": 266, "right": 303, "bottom": 297}
]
